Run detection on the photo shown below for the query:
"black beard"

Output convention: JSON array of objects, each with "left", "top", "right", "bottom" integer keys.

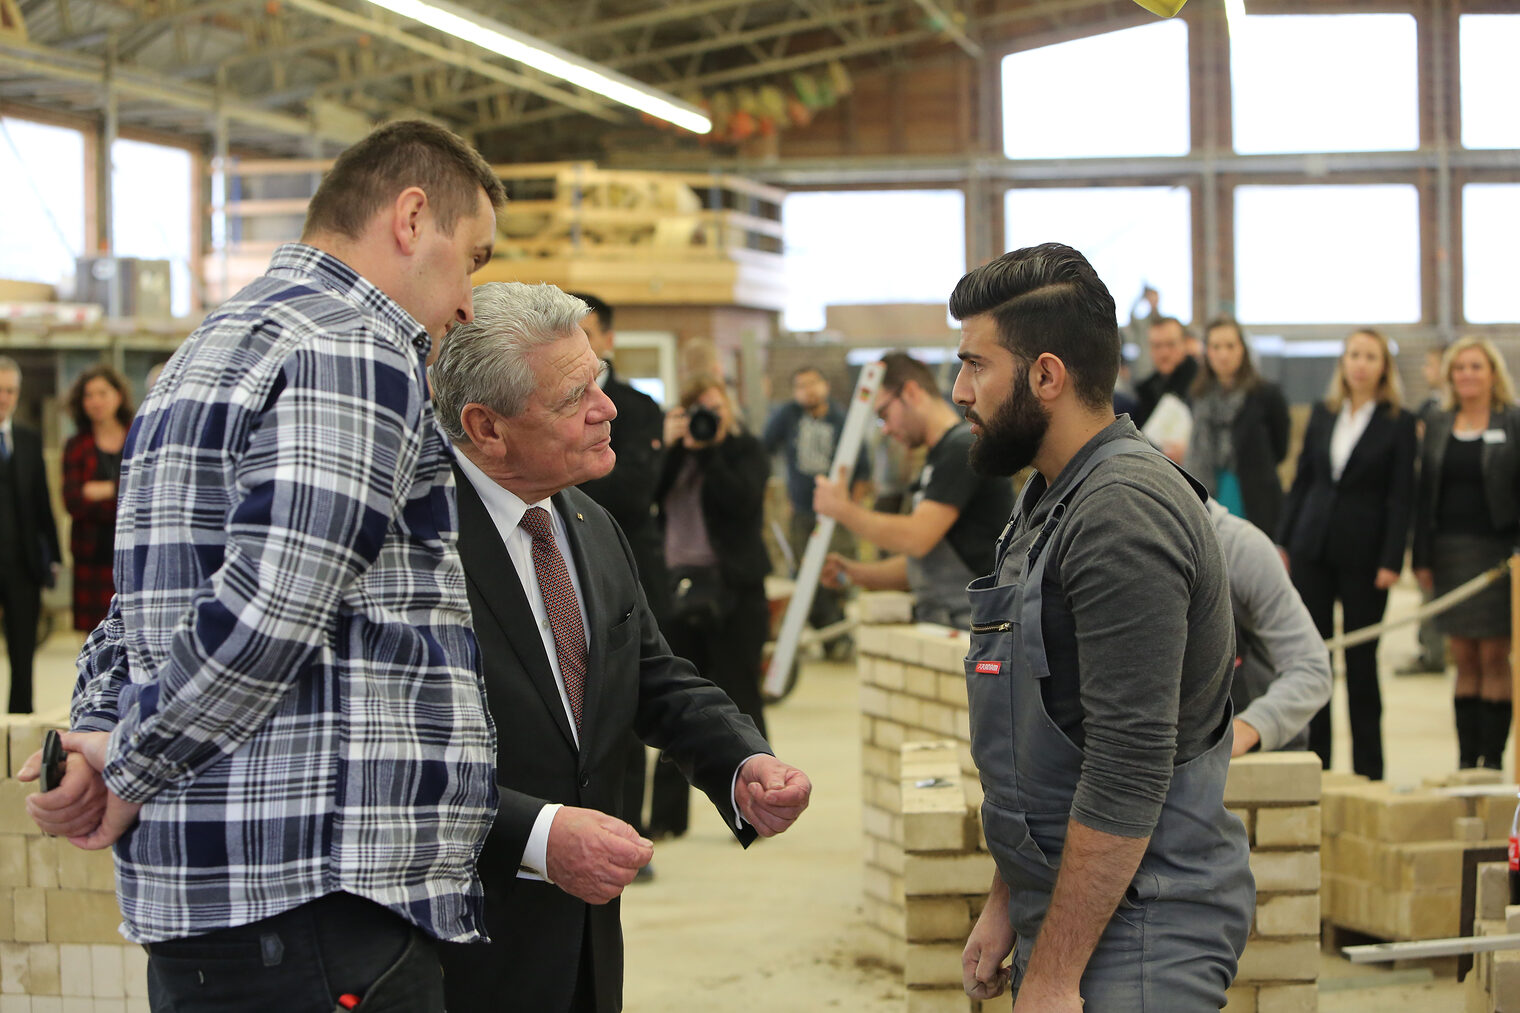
[{"left": 968, "top": 369, "right": 1049, "bottom": 476}]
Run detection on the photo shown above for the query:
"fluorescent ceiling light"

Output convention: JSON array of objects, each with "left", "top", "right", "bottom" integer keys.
[{"left": 358, "top": 0, "right": 712, "bottom": 133}]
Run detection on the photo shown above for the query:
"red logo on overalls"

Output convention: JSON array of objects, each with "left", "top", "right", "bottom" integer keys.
[{"left": 975, "top": 661, "right": 1001, "bottom": 674}]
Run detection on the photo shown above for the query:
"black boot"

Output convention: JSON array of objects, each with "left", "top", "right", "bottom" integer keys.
[
  {"left": 1480, "top": 699, "right": 1513, "bottom": 771},
  {"left": 1454, "top": 696, "right": 1483, "bottom": 768}
]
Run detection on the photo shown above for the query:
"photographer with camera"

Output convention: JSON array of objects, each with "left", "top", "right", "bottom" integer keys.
[{"left": 647, "top": 376, "right": 772, "bottom": 839}]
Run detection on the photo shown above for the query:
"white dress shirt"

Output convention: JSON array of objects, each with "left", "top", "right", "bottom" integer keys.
[
  {"left": 457, "top": 453, "right": 587, "bottom": 881},
  {"left": 455, "top": 454, "right": 758, "bottom": 884},
  {"left": 1329, "top": 399, "right": 1377, "bottom": 482}
]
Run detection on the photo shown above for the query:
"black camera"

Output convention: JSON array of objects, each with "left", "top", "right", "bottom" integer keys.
[{"left": 687, "top": 405, "right": 720, "bottom": 442}]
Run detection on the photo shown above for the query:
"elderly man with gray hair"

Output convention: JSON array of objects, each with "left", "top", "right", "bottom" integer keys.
[{"left": 432, "top": 281, "right": 812, "bottom": 1013}]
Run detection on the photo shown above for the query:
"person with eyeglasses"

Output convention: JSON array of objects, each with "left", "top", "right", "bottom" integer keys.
[{"left": 813, "top": 352, "right": 1015, "bottom": 630}]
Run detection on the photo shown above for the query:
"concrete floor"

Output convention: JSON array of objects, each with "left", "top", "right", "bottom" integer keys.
[{"left": 7, "top": 579, "right": 1495, "bottom": 1009}]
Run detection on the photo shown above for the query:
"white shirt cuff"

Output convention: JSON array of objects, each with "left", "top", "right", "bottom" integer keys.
[
  {"left": 730, "top": 753, "right": 769, "bottom": 831},
  {"left": 519, "top": 802, "right": 564, "bottom": 882}
]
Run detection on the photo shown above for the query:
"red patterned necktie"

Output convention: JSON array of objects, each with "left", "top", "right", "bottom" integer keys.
[{"left": 520, "top": 506, "right": 586, "bottom": 730}]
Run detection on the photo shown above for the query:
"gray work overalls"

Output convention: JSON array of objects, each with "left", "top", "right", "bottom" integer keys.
[
  {"left": 907, "top": 538, "right": 976, "bottom": 629},
  {"left": 965, "top": 438, "right": 1253, "bottom": 1010},
  {"left": 905, "top": 434, "right": 978, "bottom": 629}
]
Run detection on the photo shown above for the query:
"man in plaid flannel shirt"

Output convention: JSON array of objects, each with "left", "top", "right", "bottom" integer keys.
[{"left": 22, "top": 121, "right": 505, "bottom": 1013}]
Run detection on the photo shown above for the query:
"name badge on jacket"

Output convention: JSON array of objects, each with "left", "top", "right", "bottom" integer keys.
[{"left": 1484, "top": 429, "right": 1507, "bottom": 445}]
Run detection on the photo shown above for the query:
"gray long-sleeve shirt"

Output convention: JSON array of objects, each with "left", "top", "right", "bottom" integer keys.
[
  {"left": 1008, "top": 418, "right": 1235, "bottom": 839},
  {"left": 1208, "top": 499, "right": 1332, "bottom": 752}
]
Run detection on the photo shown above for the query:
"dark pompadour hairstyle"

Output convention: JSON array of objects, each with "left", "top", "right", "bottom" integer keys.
[
  {"left": 880, "top": 352, "right": 940, "bottom": 399},
  {"left": 303, "top": 120, "right": 506, "bottom": 241},
  {"left": 567, "top": 292, "right": 613, "bottom": 332},
  {"left": 947, "top": 243, "right": 1119, "bottom": 411}
]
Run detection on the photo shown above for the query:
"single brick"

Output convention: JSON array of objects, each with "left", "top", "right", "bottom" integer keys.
[
  {"left": 1224, "top": 754, "right": 1321, "bottom": 805},
  {"left": 0, "top": 942, "right": 26, "bottom": 996},
  {"left": 1223, "top": 984, "right": 1258, "bottom": 1012},
  {"left": 873, "top": 660, "right": 908, "bottom": 692},
  {"left": 905, "top": 897, "right": 973, "bottom": 942},
  {"left": 1256, "top": 894, "right": 1320, "bottom": 937},
  {"left": 29, "top": 943, "right": 60, "bottom": 996},
  {"left": 903, "top": 941, "right": 963, "bottom": 987},
  {"left": 1234, "top": 938, "right": 1319, "bottom": 983},
  {"left": 904, "top": 665, "right": 939, "bottom": 701},
  {"left": 0, "top": 838, "right": 27, "bottom": 889},
  {"left": 937, "top": 673, "right": 967, "bottom": 705},
  {"left": 27, "top": 838, "right": 58, "bottom": 890},
  {"left": 855, "top": 624, "right": 894, "bottom": 657},
  {"left": 59, "top": 944, "right": 91, "bottom": 998},
  {"left": 43, "top": 892, "right": 121, "bottom": 946},
  {"left": 1255, "top": 806, "right": 1321, "bottom": 848},
  {"left": 860, "top": 685, "right": 892, "bottom": 720},
  {"left": 1481, "top": 862, "right": 1510, "bottom": 920},
  {"left": 859, "top": 591, "right": 915, "bottom": 625},
  {"left": 122, "top": 945, "right": 147, "bottom": 998},
  {"left": 904, "top": 853, "right": 995, "bottom": 897},
  {"left": 1249, "top": 851, "right": 1321, "bottom": 893},
  {"left": 1455, "top": 816, "right": 1487, "bottom": 842},
  {"left": 14, "top": 889, "right": 45, "bottom": 943}
]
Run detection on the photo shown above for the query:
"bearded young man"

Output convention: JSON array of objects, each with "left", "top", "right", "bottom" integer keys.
[{"left": 950, "top": 243, "right": 1253, "bottom": 1012}]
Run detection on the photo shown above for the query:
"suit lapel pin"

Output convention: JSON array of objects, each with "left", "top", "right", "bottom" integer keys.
[{"left": 576, "top": 513, "right": 584, "bottom": 521}]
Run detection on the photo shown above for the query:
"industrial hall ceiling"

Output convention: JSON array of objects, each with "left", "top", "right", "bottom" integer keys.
[{"left": 0, "top": 0, "right": 1153, "bottom": 163}]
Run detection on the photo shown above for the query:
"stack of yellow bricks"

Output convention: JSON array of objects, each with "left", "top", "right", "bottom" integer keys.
[
  {"left": 1465, "top": 861, "right": 1520, "bottom": 1012},
  {"left": 1222, "top": 752, "right": 1324, "bottom": 1013},
  {"left": 855, "top": 597, "right": 1324, "bottom": 1012},
  {"left": 0, "top": 713, "right": 147, "bottom": 1012},
  {"left": 1321, "top": 771, "right": 1514, "bottom": 943}
]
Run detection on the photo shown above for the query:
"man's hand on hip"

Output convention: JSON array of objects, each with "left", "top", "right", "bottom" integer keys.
[
  {"left": 736, "top": 755, "right": 812, "bottom": 837},
  {"left": 546, "top": 807, "right": 653, "bottom": 905},
  {"left": 19, "top": 731, "right": 141, "bottom": 849}
]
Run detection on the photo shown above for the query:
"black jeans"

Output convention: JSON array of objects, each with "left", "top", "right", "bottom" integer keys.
[{"left": 145, "top": 892, "right": 445, "bottom": 1013}]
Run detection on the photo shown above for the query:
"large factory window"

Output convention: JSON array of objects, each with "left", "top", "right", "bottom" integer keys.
[
  {"left": 1463, "top": 184, "right": 1520, "bottom": 323},
  {"left": 1233, "top": 185, "right": 1420, "bottom": 324},
  {"left": 1000, "top": 20, "right": 1188, "bottom": 160},
  {"left": 111, "top": 138, "right": 195, "bottom": 317},
  {"left": 1004, "top": 186, "right": 1192, "bottom": 327},
  {"left": 1232, "top": 14, "right": 1417, "bottom": 155},
  {"left": 1460, "top": 14, "right": 1520, "bottom": 150},
  {"left": 781, "top": 190, "right": 966, "bottom": 333},
  {"left": 0, "top": 117, "right": 85, "bottom": 289}
]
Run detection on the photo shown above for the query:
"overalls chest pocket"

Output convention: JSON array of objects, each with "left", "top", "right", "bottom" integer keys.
[{"left": 964, "top": 572, "right": 1021, "bottom": 801}]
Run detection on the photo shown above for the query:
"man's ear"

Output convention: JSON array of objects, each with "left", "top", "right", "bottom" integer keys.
[
  {"left": 459, "top": 403, "right": 501, "bottom": 451},
  {"left": 1030, "top": 352, "right": 1069, "bottom": 404},
  {"left": 390, "top": 186, "right": 429, "bottom": 255}
]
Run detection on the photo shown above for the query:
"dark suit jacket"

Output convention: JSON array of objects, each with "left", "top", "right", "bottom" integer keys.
[
  {"left": 441, "top": 472, "right": 771, "bottom": 1013},
  {"left": 1412, "top": 404, "right": 1520, "bottom": 570},
  {"left": 1, "top": 423, "right": 61, "bottom": 587},
  {"left": 1278, "top": 401, "right": 1417, "bottom": 574},
  {"left": 578, "top": 364, "right": 668, "bottom": 621}
]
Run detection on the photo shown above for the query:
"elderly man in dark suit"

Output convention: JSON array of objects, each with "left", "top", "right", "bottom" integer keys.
[
  {"left": 430, "top": 282, "right": 812, "bottom": 1013},
  {"left": 0, "top": 355, "right": 61, "bottom": 713}
]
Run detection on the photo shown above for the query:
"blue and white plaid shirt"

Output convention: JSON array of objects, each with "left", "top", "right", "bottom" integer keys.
[{"left": 71, "top": 244, "right": 497, "bottom": 944}]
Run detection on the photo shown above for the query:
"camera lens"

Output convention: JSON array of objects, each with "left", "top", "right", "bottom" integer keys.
[{"left": 687, "top": 406, "right": 719, "bottom": 442}]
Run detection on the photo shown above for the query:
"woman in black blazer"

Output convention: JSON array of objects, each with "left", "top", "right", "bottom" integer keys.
[
  {"left": 1278, "top": 329, "right": 1416, "bottom": 780},
  {"left": 1412, "top": 337, "right": 1520, "bottom": 770},
  {"left": 647, "top": 375, "right": 772, "bottom": 836},
  {"left": 1186, "top": 317, "right": 1291, "bottom": 535}
]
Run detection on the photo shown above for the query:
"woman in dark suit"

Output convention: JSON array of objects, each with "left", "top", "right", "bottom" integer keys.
[
  {"left": 1278, "top": 329, "right": 1416, "bottom": 780},
  {"left": 62, "top": 364, "right": 132, "bottom": 632},
  {"left": 1186, "top": 317, "right": 1290, "bottom": 535},
  {"left": 1412, "top": 337, "right": 1520, "bottom": 770},
  {"left": 647, "top": 375, "right": 771, "bottom": 837}
]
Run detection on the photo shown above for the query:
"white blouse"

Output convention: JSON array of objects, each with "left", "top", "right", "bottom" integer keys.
[{"left": 1329, "top": 400, "right": 1377, "bottom": 482}]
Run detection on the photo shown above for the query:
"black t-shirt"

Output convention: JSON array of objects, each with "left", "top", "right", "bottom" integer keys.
[{"left": 911, "top": 422, "right": 1015, "bottom": 576}]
